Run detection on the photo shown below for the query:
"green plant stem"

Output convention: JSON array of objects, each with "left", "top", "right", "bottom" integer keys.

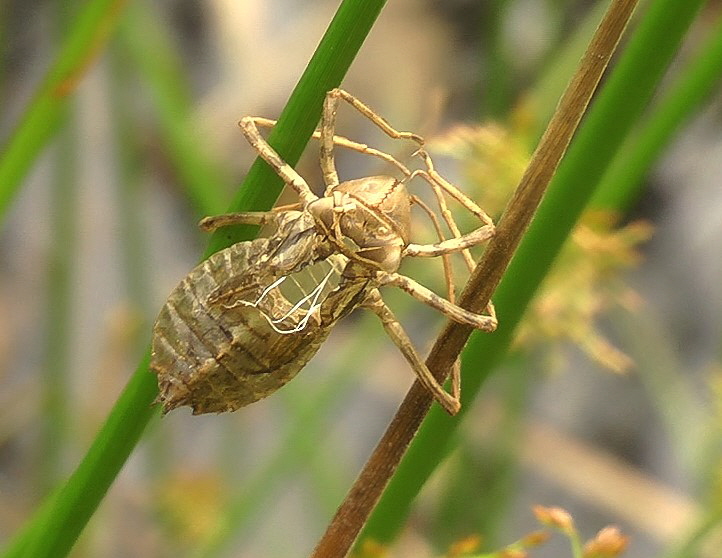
[
  {"left": 481, "top": 0, "right": 513, "bottom": 118},
  {"left": 0, "top": 0, "right": 128, "bottom": 221},
  {"left": 39, "top": 0, "right": 82, "bottom": 505},
  {"left": 592, "top": 10, "right": 722, "bottom": 213},
  {"left": 1, "top": 2, "right": 387, "bottom": 557},
  {"left": 569, "top": 529, "right": 584, "bottom": 558},
  {"left": 40, "top": 108, "right": 77, "bottom": 494},
  {"left": 359, "top": 0, "right": 704, "bottom": 546}
]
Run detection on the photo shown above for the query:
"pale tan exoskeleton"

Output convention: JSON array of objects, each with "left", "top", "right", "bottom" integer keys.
[{"left": 150, "top": 89, "right": 497, "bottom": 415}]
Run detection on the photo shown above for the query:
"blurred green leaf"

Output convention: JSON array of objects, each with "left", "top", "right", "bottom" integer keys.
[{"left": 0, "top": 0, "right": 128, "bottom": 220}]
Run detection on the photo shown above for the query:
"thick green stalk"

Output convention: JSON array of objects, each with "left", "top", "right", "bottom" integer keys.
[
  {"left": 360, "top": 0, "right": 705, "bottom": 545},
  {"left": 431, "top": 358, "right": 530, "bottom": 549},
  {"left": 593, "top": 11, "right": 722, "bottom": 213},
  {"left": 481, "top": 0, "right": 513, "bottom": 118},
  {"left": 2, "top": 1, "right": 387, "bottom": 557},
  {"left": 0, "top": 0, "right": 128, "bottom": 220}
]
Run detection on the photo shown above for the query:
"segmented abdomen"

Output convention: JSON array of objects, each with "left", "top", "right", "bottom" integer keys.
[{"left": 151, "top": 239, "right": 330, "bottom": 414}]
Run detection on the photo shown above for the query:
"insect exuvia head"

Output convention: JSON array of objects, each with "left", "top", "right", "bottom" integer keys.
[{"left": 307, "top": 176, "right": 410, "bottom": 273}]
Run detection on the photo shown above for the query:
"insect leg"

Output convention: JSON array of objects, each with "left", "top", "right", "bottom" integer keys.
[
  {"left": 412, "top": 153, "right": 495, "bottom": 272},
  {"left": 322, "top": 88, "right": 425, "bottom": 194},
  {"left": 238, "top": 116, "right": 318, "bottom": 205},
  {"left": 320, "top": 92, "right": 341, "bottom": 192},
  {"left": 414, "top": 149, "right": 494, "bottom": 228},
  {"left": 410, "top": 194, "right": 465, "bottom": 380},
  {"left": 362, "top": 290, "right": 461, "bottom": 415},
  {"left": 378, "top": 272, "right": 497, "bottom": 332},
  {"left": 401, "top": 221, "right": 496, "bottom": 326},
  {"left": 409, "top": 194, "right": 455, "bottom": 304},
  {"left": 410, "top": 194, "right": 467, "bottom": 392},
  {"left": 327, "top": 89, "right": 425, "bottom": 147},
  {"left": 403, "top": 225, "right": 495, "bottom": 258},
  {"left": 198, "top": 211, "right": 279, "bottom": 232},
  {"left": 409, "top": 169, "right": 477, "bottom": 272},
  {"left": 250, "top": 117, "right": 413, "bottom": 177}
]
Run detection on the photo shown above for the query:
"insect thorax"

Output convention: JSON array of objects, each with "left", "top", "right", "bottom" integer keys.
[{"left": 308, "top": 175, "right": 411, "bottom": 273}]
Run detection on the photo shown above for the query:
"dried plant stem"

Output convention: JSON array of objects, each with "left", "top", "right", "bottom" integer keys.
[{"left": 310, "top": 0, "right": 640, "bottom": 556}]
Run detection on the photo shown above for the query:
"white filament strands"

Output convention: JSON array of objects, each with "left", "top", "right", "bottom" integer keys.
[
  {"left": 254, "top": 267, "right": 336, "bottom": 334},
  {"left": 254, "top": 275, "right": 288, "bottom": 303}
]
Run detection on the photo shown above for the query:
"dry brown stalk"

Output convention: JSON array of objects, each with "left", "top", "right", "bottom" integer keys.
[{"left": 310, "top": 0, "right": 641, "bottom": 556}]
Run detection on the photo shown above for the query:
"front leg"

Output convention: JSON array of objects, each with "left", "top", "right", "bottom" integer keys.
[
  {"left": 321, "top": 88, "right": 424, "bottom": 194},
  {"left": 411, "top": 150, "right": 496, "bottom": 272},
  {"left": 378, "top": 272, "right": 497, "bottom": 332},
  {"left": 250, "top": 117, "right": 414, "bottom": 177},
  {"left": 403, "top": 224, "right": 495, "bottom": 258},
  {"left": 198, "top": 211, "right": 281, "bottom": 232},
  {"left": 362, "top": 290, "right": 461, "bottom": 415},
  {"left": 238, "top": 116, "right": 318, "bottom": 205}
]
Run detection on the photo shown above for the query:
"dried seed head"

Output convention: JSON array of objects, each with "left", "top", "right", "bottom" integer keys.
[
  {"left": 431, "top": 123, "right": 652, "bottom": 374},
  {"left": 446, "top": 534, "right": 482, "bottom": 556},
  {"left": 583, "top": 526, "right": 629, "bottom": 557},
  {"left": 498, "top": 548, "right": 528, "bottom": 558},
  {"left": 533, "top": 505, "right": 575, "bottom": 534},
  {"left": 520, "top": 530, "right": 550, "bottom": 547}
]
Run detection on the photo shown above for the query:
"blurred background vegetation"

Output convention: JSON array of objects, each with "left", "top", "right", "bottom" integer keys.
[{"left": 1, "top": 0, "right": 722, "bottom": 556}]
